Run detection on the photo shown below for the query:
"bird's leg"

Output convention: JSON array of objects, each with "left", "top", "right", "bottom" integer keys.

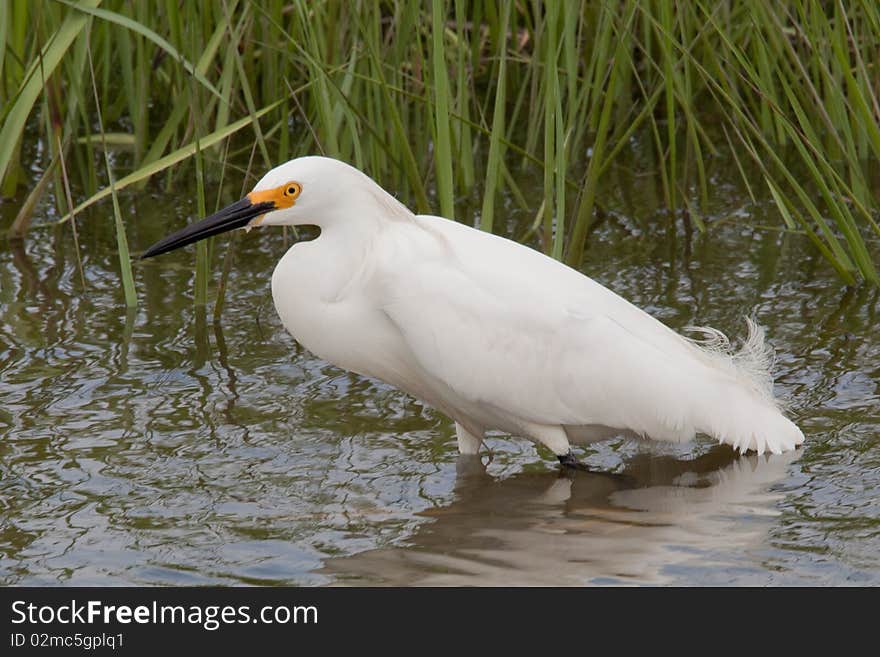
[
  {"left": 557, "top": 451, "right": 593, "bottom": 471},
  {"left": 455, "top": 421, "right": 484, "bottom": 456}
]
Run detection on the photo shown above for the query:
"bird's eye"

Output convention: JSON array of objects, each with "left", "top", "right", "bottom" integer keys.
[{"left": 285, "top": 183, "right": 300, "bottom": 197}]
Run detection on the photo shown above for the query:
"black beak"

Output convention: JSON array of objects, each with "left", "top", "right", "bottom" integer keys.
[{"left": 140, "top": 197, "right": 275, "bottom": 259}]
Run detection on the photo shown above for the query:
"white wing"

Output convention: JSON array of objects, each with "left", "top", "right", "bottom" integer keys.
[{"left": 375, "top": 216, "right": 803, "bottom": 454}]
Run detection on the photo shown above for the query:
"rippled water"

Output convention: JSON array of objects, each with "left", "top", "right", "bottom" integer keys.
[{"left": 1, "top": 160, "right": 878, "bottom": 585}]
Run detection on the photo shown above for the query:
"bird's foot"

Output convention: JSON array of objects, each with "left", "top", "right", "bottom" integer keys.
[
  {"left": 455, "top": 453, "right": 488, "bottom": 477},
  {"left": 557, "top": 451, "right": 593, "bottom": 471}
]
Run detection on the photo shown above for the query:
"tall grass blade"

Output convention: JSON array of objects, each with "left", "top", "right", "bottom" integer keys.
[
  {"left": 0, "top": 0, "right": 100, "bottom": 189},
  {"left": 480, "top": 0, "right": 511, "bottom": 234},
  {"left": 57, "top": 101, "right": 283, "bottom": 224},
  {"left": 431, "top": 0, "right": 454, "bottom": 219},
  {"left": 86, "top": 36, "right": 136, "bottom": 307}
]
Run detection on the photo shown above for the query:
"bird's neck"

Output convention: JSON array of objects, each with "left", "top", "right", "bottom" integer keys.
[
  {"left": 303, "top": 206, "right": 385, "bottom": 298},
  {"left": 317, "top": 185, "right": 413, "bottom": 247},
  {"left": 290, "top": 185, "right": 415, "bottom": 297}
]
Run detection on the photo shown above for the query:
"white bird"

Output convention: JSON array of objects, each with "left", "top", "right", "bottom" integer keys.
[{"left": 142, "top": 156, "right": 805, "bottom": 467}]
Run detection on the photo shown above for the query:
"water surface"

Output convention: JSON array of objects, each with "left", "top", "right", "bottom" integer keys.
[{"left": 1, "top": 159, "right": 878, "bottom": 585}]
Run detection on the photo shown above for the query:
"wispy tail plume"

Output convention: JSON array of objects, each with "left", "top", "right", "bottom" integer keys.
[{"left": 684, "top": 317, "right": 802, "bottom": 454}]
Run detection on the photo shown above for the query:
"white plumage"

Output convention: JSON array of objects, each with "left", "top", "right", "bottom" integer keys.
[{"left": 146, "top": 156, "right": 805, "bottom": 463}]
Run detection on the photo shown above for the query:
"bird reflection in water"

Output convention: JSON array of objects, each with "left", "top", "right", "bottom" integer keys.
[{"left": 322, "top": 446, "right": 798, "bottom": 585}]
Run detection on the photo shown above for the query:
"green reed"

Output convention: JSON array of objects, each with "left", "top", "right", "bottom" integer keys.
[{"left": 2, "top": 0, "right": 879, "bottom": 307}]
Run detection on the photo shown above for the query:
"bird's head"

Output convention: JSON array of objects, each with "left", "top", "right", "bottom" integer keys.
[{"left": 141, "top": 156, "right": 403, "bottom": 259}]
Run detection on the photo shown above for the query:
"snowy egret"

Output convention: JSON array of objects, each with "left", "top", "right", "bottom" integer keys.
[{"left": 142, "top": 156, "right": 804, "bottom": 466}]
